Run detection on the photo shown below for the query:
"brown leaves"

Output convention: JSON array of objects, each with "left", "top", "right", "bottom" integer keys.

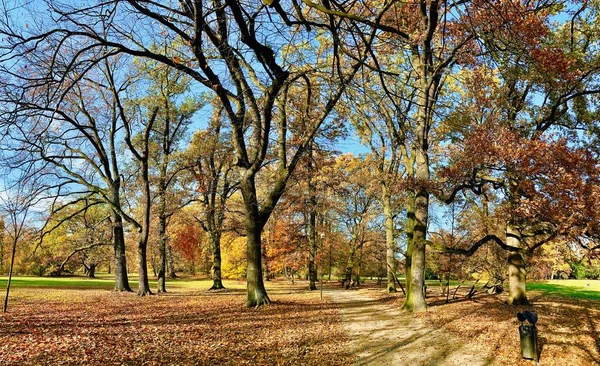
[{"left": 0, "top": 281, "right": 351, "bottom": 365}]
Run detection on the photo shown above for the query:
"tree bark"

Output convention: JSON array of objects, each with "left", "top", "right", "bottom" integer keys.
[
  {"left": 506, "top": 224, "right": 528, "bottom": 305},
  {"left": 87, "top": 263, "right": 96, "bottom": 278},
  {"left": 307, "top": 144, "right": 318, "bottom": 291},
  {"left": 157, "top": 177, "right": 167, "bottom": 293},
  {"left": 3, "top": 237, "right": 17, "bottom": 313},
  {"left": 401, "top": 193, "right": 416, "bottom": 310},
  {"left": 209, "top": 232, "right": 225, "bottom": 290},
  {"left": 344, "top": 245, "right": 356, "bottom": 289},
  {"left": 241, "top": 173, "right": 270, "bottom": 307},
  {"left": 383, "top": 184, "right": 396, "bottom": 293},
  {"left": 402, "top": 77, "right": 430, "bottom": 312},
  {"left": 136, "top": 166, "right": 153, "bottom": 296},
  {"left": 308, "top": 209, "right": 318, "bottom": 291},
  {"left": 111, "top": 210, "right": 132, "bottom": 292}
]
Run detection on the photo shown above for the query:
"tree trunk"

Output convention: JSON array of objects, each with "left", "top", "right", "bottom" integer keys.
[
  {"left": 111, "top": 211, "right": 132, "bottom": 292},
  {"left": 87, "top": 263, "right": 96, "bottom": 278},
  {"left": 167, "top": 244, "right": 177, "bottom": 278},
  {"left": 137, "top": 232, "right": 152, "bottom": 296},
  {"left": 3, "top": 237, "right": 17, "bottom": 313},
  {"left": 157, "top": 180, "right": 168, "bottom": 293},
  {"left": 402, "top": 81, "right": 430, "bottom": 312},
  {"left": 241, "top": 173, "right": 270, "bottom": 307},
  {"left": 506, "top": 224, "right": 528, "bottom": 305},
  {"left": 307, "top": 144, "right": 318, "bottom": 291},
  {"left": 383, "top": 185, "right": 396, "bottom": 293},
  {"left": 308, "top": 209, "right": 318, "bottom": 291},
  {"left": 344, "top": 246, "right": 356, "bottom": 289},
  {"left": 136, "top": 168, "right": 152, "bottom": 296},
  {"left": 401, "top": 194, "right": 416, "bottom": 310},
  {"left": 210, "top": 233, "right": 225, "bottom": 290}
]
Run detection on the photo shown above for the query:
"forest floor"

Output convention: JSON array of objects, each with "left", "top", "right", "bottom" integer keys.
[
  {"left": 329, "top": 281, "right": 600, "bottom": 365},
  {"left": 0, "top": 277, "right": 352, "bottom": 365},
  {"left": 2, "top": 276, "right": 600, "bottom": 365}
]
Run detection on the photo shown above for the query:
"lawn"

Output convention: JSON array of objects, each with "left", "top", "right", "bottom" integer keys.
[
  {"left": 528, "top": 279, "right": 600, "bottom": 301},
  {"left": 0, "top": 276, "right": 351, "bottom": 366}
]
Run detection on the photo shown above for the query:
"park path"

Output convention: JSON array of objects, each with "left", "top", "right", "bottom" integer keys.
[{"left": 328, "top": 288, "right": 491, "bottom": 366}]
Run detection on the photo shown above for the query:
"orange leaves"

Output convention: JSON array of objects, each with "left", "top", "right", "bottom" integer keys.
[
  {"left": 441, "top": 123, "right": 600, "bottom": 235},
  {"left": 0, "top": 283, "right": 352, "bottom": 365}
]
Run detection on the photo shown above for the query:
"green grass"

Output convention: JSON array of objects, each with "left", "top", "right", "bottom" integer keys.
[
  {"left": 528, "top": 279, "right": 600, "bottom": 301},
  {"left": 0, "top": 274, "right": 230, "bottom": 291}
]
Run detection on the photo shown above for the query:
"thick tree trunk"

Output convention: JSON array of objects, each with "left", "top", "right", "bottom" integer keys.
[
  {"left": 210, "top": 233, "right": 225, "bottom": 290},
  {"left": 506, "top": 224, "right": 528, "bottom": 305},
  {"left": 246, "top": 224, "right": 270, "bottom": 306},
  {"left": 241, "top": 174, "right": 270, "bottom": 307},
  {"left": 401, "top": 194, "right": 416, "bottom": 310},
  {"left": 383, "top": 185, "right": 396, "bottom": 293},
  {"left": 111, "top": 211, "right": 132, "bottom": 292},
  {"left": 87, "top": 264, "right": 96, "bottom": 278},
  {"left": 402, "top": 83, "right": 430, "bottom": 312}
]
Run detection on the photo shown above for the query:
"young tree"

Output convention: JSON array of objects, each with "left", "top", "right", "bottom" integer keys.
[{"left": 1, "top": 171, "right": 43, "bottom": 313}]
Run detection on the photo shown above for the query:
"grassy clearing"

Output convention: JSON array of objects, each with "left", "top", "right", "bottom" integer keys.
[
  {"left": 0, "top": 277, "right": 351, "bottom": 366},
  {"left": 528, "top": 279, "right": 600, "bottom": 301}
]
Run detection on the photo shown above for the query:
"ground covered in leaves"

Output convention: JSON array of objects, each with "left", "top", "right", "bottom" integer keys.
[
  {"left": 0, "top": 278, "right": 352, "bottom": 365},
  {"left": 364, "top": 281, "right": 600, "bottom": 365}
]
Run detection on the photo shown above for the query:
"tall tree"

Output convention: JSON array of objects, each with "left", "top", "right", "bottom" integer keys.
[
  {"left": 0, "top": 0, "right": 374, "bottom": 306},
  {"left": 134, "top": 55, "right": 200, "bottom": 293},
  {"left": 0, "top": 56, "right": 135, "bottom": 292},
  {"left": 186, "top": 106, "right": 237, "bottom": 290}
]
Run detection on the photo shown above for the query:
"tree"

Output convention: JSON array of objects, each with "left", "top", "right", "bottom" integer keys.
[
  {"left": 1, "top": 170, "right": 43, "bottom": 313},
  {"left": 133, "top": 53, "right": 201, "bottom": 293},
  {"left": 0, "top": 0, "right": 375, "bottom": 307},
  {"left": 0, "top": 55, "right": 135, "bottom": 292},
  {"left": 185, "top": 106, "right": 237, "bottom": 290}
]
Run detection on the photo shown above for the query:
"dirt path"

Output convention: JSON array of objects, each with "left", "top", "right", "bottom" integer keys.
[{"left": 328, "top": 288, "right": 491, "bottom": 366}]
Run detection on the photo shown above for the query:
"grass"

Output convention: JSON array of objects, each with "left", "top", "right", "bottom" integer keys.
[
  {"left": 0, "top": 273, "right": 222, "bottom": 291},
  {"left": 528, "top": 279, "right": 600, "bottom": 301}
]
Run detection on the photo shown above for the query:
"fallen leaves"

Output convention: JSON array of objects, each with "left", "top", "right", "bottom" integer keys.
[{"left": 0, "top": 280, "right": 351, "bottom": 365}]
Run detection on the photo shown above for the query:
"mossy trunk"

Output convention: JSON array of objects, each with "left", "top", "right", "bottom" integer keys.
[
  {"left": 210, "top": 233, "right": 225, "bottom": 290},
  {"left": 241, "top": 173, "right": 270, "bottom": 307},
  {"left": 506, "top": 224, "right": 528, "bottom": 305},
  {"left": 402, "top": 76, "right": 430, "bottom": 313}
]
